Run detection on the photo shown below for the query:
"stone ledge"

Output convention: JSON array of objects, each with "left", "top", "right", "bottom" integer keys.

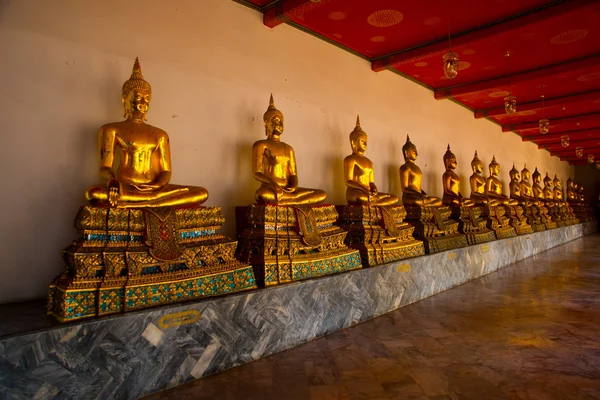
[{"left": 0, "top": 222, "right": 596, "bottom": 399}]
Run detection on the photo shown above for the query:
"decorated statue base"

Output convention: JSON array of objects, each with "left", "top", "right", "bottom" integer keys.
[
  {"left": 537, "top": 205, "right": 557, "bottom": 230},
  {"left": 48, "top": 206, "right": 257, "bottom": 322},
  {"left": 481, "top": 205, "right": 517, "bottom": 239},
  {"left": 450, "top": 206, "right": 496, "bottom": 245},
  {"left": 505, "top": 205, "right": 534, "bottom": 235},
  {"left": 336, "top": 205, "right": 424, "bottom": 267},
  {"left": 571, "top": 205, "right": 596, "bottom": 222},
  {"left": 521, "top": 204, "right": 546, "bottom": 232},
  {"left": 404, "top": 206, "right": 468, "bottom": 254},
  {"left": 236, "top": 204, "right": 362, "bottom": 286},
  {"left": 547, "top": 204, "right": 566, "bottom": 228}
]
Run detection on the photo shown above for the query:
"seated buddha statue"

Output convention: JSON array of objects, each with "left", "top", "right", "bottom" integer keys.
[
  {"left": 486, "top": 156, "right": 518, "bottom": 206},
  {"left": 442, "top": 145, "right": 474, "bottom": 207},
  {"left": 543, "top": 173, "right": 554, "bottom": 203},
  {"left": 508, "top": 164, "right": 526, "bottom": 203},
  {"left": 469, "top": 151, "right": 501, "bottom": 206},
  {"left": 553, "top": 175, "right": 566, "bottom": 203},
  {"left": 520, "top": 165, "right": 537, "bottom": 206},
  {"left": 531, "top": 168, "right": 545, "bottom": 203},
  {"left": 252, "top": 95, "right": 326, "bottom": 206},
  {"left": 566, "top": 178, "right": 578, "bottom": 203},
  {"left": 399, "top": 136, "right": 442, "bottom": 207},
  {"left": 344, "top": 116, "right": 398, "bottom": 206},
  {"left": 85, "top": 58, "right": 208, "bottom": 208}
]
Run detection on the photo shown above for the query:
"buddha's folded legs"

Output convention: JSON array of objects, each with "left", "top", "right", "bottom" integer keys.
[
  {"left": 85, "top": 184, "right": 208, "bottom": 208},
  {"left": 256, "top": 186, "right": 327, "bottom": 206}
]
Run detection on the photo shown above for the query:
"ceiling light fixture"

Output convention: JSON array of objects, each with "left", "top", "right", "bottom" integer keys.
[
  {"left": 576, "top": 147, "right": 584, "bottom": 158},
  {"left": 442, "top": 0, "right": 458, "bottom": 79},
  {"left": 538, "top": 95, "right": 549, "bottom": 134},
  {"left": 560, "top": 107, "right": 568, "bottom": 147},
  {"left": 588, "top": 154, "right": 595, "bottom": 164},
  {"left": 596, "top": 161, "right": 600, "bottom": 169},
  {"left": 503, "top": 51, "right": 516, "bottom": 115}
]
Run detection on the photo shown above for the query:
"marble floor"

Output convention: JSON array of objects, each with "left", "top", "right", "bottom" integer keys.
[{"left": 145, "top": 234, "right": 600, "bottom": 400}]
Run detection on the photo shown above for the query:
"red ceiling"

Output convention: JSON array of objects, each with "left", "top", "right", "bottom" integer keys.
[{"left": 238, "top": 0, "right": 600, "bottom": 165}]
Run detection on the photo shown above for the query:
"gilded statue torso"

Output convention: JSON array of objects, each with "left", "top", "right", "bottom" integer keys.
[
  {"left": 444, "top": 170, "right": 460, "bottom": 196},
  {"left": 553, "top": 188, "right": 563, "bottom": 200},
  {"left": 543, "top": 187, "right": 553, "bottom": 200},
  {"left": 487, "top": 176, "right": 503, "bottom": 195},
  {"left": 521, "top": 182, "right": 533, "bottom": 198},
  {"left": 102, "top": 121, "right": 168, "bottom": 186},
  {"left": 402, "top": 162, "right": 423, "bottom": 192},
  {"left": 510, "top": 180, "right": 521, "bottom": 197},
  {"left": 471, "top": 174, "right": 486, "bottom": 195},
  {"left": 532, "top": 184, "right": 544, "bottom": 200},
  {"left": 256, "top": 139, "right": 295, "bottom": 186},
  {"left": 351, "top": 157, "right": 374, "bottom": 187}
]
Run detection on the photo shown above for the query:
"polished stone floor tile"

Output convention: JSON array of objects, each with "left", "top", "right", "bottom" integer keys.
[{"left": 145, "top": 235, "right": 600, "bottom": 400}]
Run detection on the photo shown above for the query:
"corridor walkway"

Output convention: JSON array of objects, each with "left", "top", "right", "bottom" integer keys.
[{"left": 146, "top": 235, "right": 600, "bottom": 400}]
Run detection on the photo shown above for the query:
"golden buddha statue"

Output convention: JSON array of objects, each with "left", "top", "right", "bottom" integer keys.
[
  {"left": 252, "top": 95, "right": 327, "bottom": 206},
  {"left": 566, "top": 178, "right": 577, "bottom": 203},
  {"left": 399, "top": 136, "right": 442, "bottom": 207},
  {"left": 442, "top": 145, "right": 474, "bottom": 207},
  {"left": 469, "top": 151, "right": 500, "bottom": 206},
  {"left": 519, "top": 165, "right": 537, "bottom": 206},
  {"left": 344, "top": 116, "right": 398, "bottom": 206},
  {"left": 553, "top": 175, "right": 565, "bottom": 202},
  {"left": 543, "top": 173, "right": 554, "bottom": 202},
  {"left": 532, "top": 168, "right": 555, "bottom": 229},
  {"left": 531, "top": 168, "right": 545, "bottom": 202},
  {"left": 485, "top": 156, "right": 518, "bottom": 206},
  {"left": 85, "top": 58, "right": 208, "bottom": 208},
  {"left": 508, "top": 164, "right": 525, "bottom": 202}
]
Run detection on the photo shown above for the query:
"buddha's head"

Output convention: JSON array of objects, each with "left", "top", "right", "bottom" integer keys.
[
  {"left": 443, "top": 144, "right": 457, "bottom": 170},
  {"left": 544, "top": 173, "right": 553, "bottom": 188},
  {"left": 122, "top": 57, "right": 152, "bottom": 121},
  {"left": 349, "top": 115, "right": 368, "bottom": 154},
  {"left": 553, "top": 175, "right": 562, "bottom": 189},
  {"left": 489, "top": 156, "right": 500, "bottom": 177},
  {"left": 521, "top": 165, "right": 531, "bottom": 182},
  {"left": 509, "top": 164, "right": 520, "bottom": 181},
  {"left": 402, "top": 135, "right": 418, "bottom": 162},
  {"left": 263, "top": 94, "right": 284, "bottom": 138},
  {"left": 471, "top": 151, "right": 483, "bottom": 174},
  {"left": 567, "top": 177, "right": 574, "bottom": 189}
]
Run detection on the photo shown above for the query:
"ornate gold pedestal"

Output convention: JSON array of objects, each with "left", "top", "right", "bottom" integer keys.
[
  {"left": 481, "top": 205, "right": 517, "bottom": 239},
  {"left": 404, "top": 206, "right": 468, "bottom": 254},
  {"left": 521, "top": 204, "right": 546, "bottom": 232},
  {"left": 236, "top": 204, "right": 362, "bottom": 286},
  {"left": 505, "top": 205, "right": 534, "bottom": 235},
  {"left": 48, "top": 206, "right": 257, "bottom": 322},
  {"left": 450, "top": 206, "right": 496, "bottom": 245},
  {"left": 547, "top": 204, "right": 566, "bottom": 228},
  {"left": 336, "top": 205, "right": 424, "bottom": 267},
  {"left": 537, "top": 204, "right": 557, "bottom": 230}
]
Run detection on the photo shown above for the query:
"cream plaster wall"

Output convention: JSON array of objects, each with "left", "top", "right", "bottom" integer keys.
[{"left": 0, "top": 0, "right": 572, "bottom": 304}]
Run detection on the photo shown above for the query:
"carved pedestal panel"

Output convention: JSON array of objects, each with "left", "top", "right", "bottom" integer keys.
[
  {"left": 336, "top": 205, "right": 424, "bottom": 267},
  {"left": 48, "top": 206, "right": 257, "bottom": 322},
  {"left": 450, "top": 206, "right": 496, "bottom": 245},
  {"left": 520, "top": 204, "right": 545, "bottom": 232},
  {"left": 481, "top": 205, "right": 517, "bottom": 239},
  {"left": 236, "top": 204, "right": 362, "bottom": 287},
  {"left": 505, "top": 205, "right": 534, "bottom": 235},
  {"left": 547, "top": 204, "right": 566, "bottom": 228},
  {"left": 404, "top": 206, "right": 468, "bottom": 254}
]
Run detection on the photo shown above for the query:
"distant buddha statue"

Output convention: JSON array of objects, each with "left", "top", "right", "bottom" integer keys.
[
  {"left": 508, "top": 164, "right": 525, "bottom": 202},
  {"left": 566, "top": 178, "right": 577, "bottom": 203},
  {"left": 543, "top": 173, "right": 554, "bottom": 202},
  {"left": 85, "top": 58, "right": 208, "bottom": 208},
  {"left": 344, "top": 116, "right": 398, "bottom": 206},
  {"left": 486, "top": 156, "right": 518, "bottom": 205},
  {"left": 252, "top": 95, "right": 327, "bottom": 206},
  {"left": 399, "top": 136, "right": 442, "bottom": 207},
  {"left": 531, "top": 168, "right": 545, "bottom": 203},
  {"left": 442, "top": 145, "right": 474, "bottom": 207},
  {"left": 469, "top": 151, "right": 500, "bottom": 206},
  {"left": 520, "top": 165, "right": 536, "bottom": 205},
  {"left": 553, "top": 175, "right": 565, "bottom": 202},
  {"left": 578, "top": 184, "right": 586, "bottom": 203}
]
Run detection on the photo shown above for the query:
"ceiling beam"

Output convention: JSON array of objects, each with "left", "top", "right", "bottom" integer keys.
[
  {"left": 263, "top": 0, "right": 332, "bottom": 28},
  {"left": 551, "top": 146, "right": 600, "bottom": 156},
  {"left": 475, "top": 90, "right": 600, "bottom": 119},
  {"left": 502, "top": 112, "right": 600, "bottom": 132},
  {"left": 541, "top": 138, "right": 600, "bottom": 150},
  {"left": 522, "top": 128, "right": 600, "bottom": 143},
  {"left": 372, "top": 0, "right": 593, "bottom": 72},
  {"left": 435, "top": 54, "right": 600, "bottom": 100}
]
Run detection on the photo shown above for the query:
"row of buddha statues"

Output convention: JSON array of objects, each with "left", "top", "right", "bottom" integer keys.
[{"left": 47, "top": 59, "right": 596, "bottom": 321}]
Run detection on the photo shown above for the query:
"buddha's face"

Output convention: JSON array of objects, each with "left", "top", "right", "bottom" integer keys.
[
  {"left": 445, "top": 156, "right": 457, "bottom": 170},
  {"left": 352, "top": 134, "right": 367, "bottom": 154},
  {"left": 405, "top": 146, "right": 418, "bottom": 161},
  {"left": 124, "top": 89, "right": 151, "bottom": 119},
  {"left": 267, "top": 115, "right": 284, "bottom": 137},
  {"left": 511, "top": 171, "right": 520, "bottom": 181},
  {"left": 533, "top": 175, "right": 541, "bottom": 184},
  {"left": 472, "top": 162, "right": 483, "bottom": 174},
  {"left": 555, "top": 181, "right": 562, "bottom": 189},
  {"left": 522, "top": 171, "right": 530, "bottom": 181},
  {"left": 489, "top": 164, "right": 499, "bottom": 176}
]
